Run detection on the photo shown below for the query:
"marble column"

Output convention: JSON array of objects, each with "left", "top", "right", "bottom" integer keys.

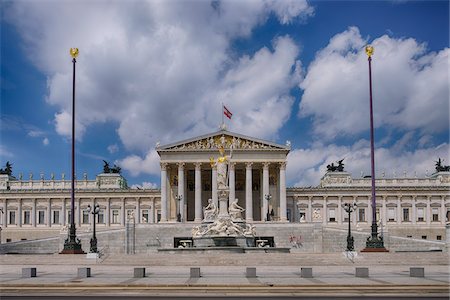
[
  {"left": 18, "top": 199, "right": 22, "bottom": 227},
  {"left": 382, "top": 196, "right": 387, "bottom": 226},
  {"left": 337, "top": 196, "right": 342, "bottom": 225},
  {"left": 136, "top": 197, "right": 141, "bottom": 224},
  {"left": 61, "top": 198, "right": 66, "bottom": 226},
  {"left": 3, "top": 199, "right": 7, "bottom": 227},
  {"left": 212, "top": 165, "right": 218, "bottom": 207},
  {"left": 245, "top": 162, "right": 253, "bottom": 222},
  {"left": 160, "top": 163, "right": 168, "bottom": 222},
  {"left": 441, "top": 195, "right": 446, "bottom": 224},
  {"left": 150, "top": 197, "right": 155, "bottom": 223},
  {"left": 106, "top": 198, "right": 110, "bottom": 226},
  {"left": 121, "top": 197, "right": 126, "bottom": 226},
  {"left": 397, "top": 196, "right": 402, "bottom": 224},
  {"left": 77, "top": 198, "right": 81, "bottom": 227},
  {"left": 352, "top": 196, "right": 357, "bottom": 225},
  {"left": 322, "top": 196, "right": 327, "bottom": 225},
  {"left": 307, "top": 196, "right": 312, "bottom": 223},
  {"left": 279, "top": 162, "right": 287, "bottom": 222},
  {"left": 412, "top": 196, "right": 417, "bottom": 224},
  {"left": 194, "top": 162, "right": 202, "bottom": 222},
  {"left": 32, "top": 199, "right": 36, "bottom": 227},
  {"left": 229, "top": 162, "right": 236, "bottom": 203},
  {"left": 177, "top": 163, "right": 185, "bottom": 222},
  {"left": 426, "top": 196, "right": 431, "bottom": 225},
  {"left": 262, "top": 162, "right": 270, "bottom": 221},
  {"left": 47, "top": 198, "right": 52, "bottom": 227}
]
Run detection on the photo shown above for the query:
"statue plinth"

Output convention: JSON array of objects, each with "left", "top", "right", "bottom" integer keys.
[{"left": 218, "top": 187, "right": 230, "bottom": 218}]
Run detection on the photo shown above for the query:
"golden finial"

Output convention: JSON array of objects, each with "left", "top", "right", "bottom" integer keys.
[
  {"left": 365, "top": 45, "right": 374, "bottom": 57},
  {"left": 70, "top": 48, "right": 79, "bottom": 59}
]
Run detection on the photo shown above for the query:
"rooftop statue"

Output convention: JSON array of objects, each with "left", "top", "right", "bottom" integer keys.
[
  {"left": 0, "top": 161, "right": 13, "bottom": 176},
  {"left": 102, "top": 160, "right": 122, "bottom": 174},
  {"left": 327, "top": 159, "right": 345, "bottom": 172},
  {"left": 435, "top": 158, "right": 450, "bottom": 172}
]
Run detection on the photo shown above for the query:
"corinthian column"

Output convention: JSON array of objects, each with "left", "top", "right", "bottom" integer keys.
[
  {"left": 245, "top": 162, "right": 253, "bottom": 222},
  {"left": 160, "top": 162, "right": 168, "bottom": 222},
  {"left": 177, "top": 162, "right": 185, "bottom": 222},
  {"left": 279, "top": 162, "right": 287, "bottom": 222},
  {"left": 212, "top": 165, "right": 218, "bottom": 207},
  {"left": 229, "top": 162, "right": 236, "bottom": 203},
  {"left": 262, "top": 162, "right": 270, "bottom": 221},
  {"left": 194, "top": 162, "right": 202, "bottom": 222}
]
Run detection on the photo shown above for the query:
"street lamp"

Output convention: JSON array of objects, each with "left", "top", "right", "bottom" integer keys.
[
  {"left": 264, "top": 194, "right": 272, "bottom": 221},
  {"left": 343, "top": 202, "right": 357, "bottom": 251},
  {"left": 176, "top": 195, "right": 182, "bottom": 222},
  {"left": 362, "top": 45, "right": 387, "bottom": 252},
  {"left": 87, "top": 204, "right": 100, "bottom": 253},
  {"left": 61, "top": 48, "right": 84, "bottom": 254}
]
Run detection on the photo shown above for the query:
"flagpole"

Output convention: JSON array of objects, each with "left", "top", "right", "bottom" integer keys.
[{"left": 221, "top": 102, "right": 224, "bottom": 128}]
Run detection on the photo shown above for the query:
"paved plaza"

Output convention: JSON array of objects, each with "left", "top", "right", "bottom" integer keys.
[{"left": 0, "top": 252, "right": 449, "bottom": 299}]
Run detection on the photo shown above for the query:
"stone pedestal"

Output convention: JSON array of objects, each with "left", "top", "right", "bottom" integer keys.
[{"left": 218, "top": 188, "right": 229, "bottom": 218}]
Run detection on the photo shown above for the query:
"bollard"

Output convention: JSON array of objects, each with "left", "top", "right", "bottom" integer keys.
[
  {"left": 301, "top": 267, "right": 313, "bottom": 278},
  {"left": 246, "top": 267, "right": 257, "bottom": 278},
  {"left": 355, "top": 267, "right": 369, "bottom": 278},
  {"left": 134, "top": 267, "right": 146, "bottom": 278},
  {"left": 190, "top": 267, "right": 200, "bottom": 278},
  {"left": 410, "top": 267, "right": 424, "bottom": 277},
  {"left": 22, "top": 268, "right": 37, "bottom": 278},
  {"left": 78, "top": 267, "right": 91, "bottom": 278}
]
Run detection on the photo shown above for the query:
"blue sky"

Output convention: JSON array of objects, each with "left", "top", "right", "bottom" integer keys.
[{"left": 1, "top": 0, "right": 449, "bottom": 188}]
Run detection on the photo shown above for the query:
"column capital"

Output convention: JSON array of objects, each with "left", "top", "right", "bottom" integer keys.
[
  {"left": 245, "top": 162, "right": 253, "bottom": 169},
  {"left": 160, "top": 162, "right": 168, "bottom": 171},
  {"left": 229, "top": 162, "right": 236, "bottom": 170},
  {"left": 279, "top": 161, "right": 287, "bottom": 170},
  {"left": 194, "top": 162, "right": 202, "bottom": 169},
  {"left": 262, "top": 162, "right": 270, "bottom": 170},
  {"left": 177, "top": 162, "right": 185, "bottom": 170}
]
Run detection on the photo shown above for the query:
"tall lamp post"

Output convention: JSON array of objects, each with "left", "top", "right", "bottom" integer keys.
[
  {"left": 265, "top": 194, "right": 272, "bottom": 221},
  {"left": 343, "top": 202, "right": 357, "bottom": 251},
  {"left": 362, "top": 45, "right": 387, "bottom": 252},
  {"left": 61, "top": 48, "right": 84, "bottom": 254},
  {"left": 87, "top": 204, "right": 100, "bottom": 253},
  {"left": 176, "top": 195, "right": 182, "bottom": 222}
]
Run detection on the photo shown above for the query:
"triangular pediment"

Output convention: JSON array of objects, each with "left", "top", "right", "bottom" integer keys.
[{"left": 157, "top": 129, "right": 289, "bottom": 152}]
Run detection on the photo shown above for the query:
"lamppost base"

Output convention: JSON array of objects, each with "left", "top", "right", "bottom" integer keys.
[
  {"left": 60, "top": 242, "right": 85, "bottom": 254},
  {"left": 361, "top": 236, "right": 389, "bottom": 252}
]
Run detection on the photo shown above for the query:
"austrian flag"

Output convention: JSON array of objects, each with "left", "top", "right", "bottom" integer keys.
[{"left": 223, "top": 105, "right": 232, "bottom": 119}]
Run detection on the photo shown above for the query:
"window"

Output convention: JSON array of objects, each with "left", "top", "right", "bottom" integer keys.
[
  {"left": 82, "top": 210, "right": 89, "bottom": 224},
  {"left": 38, "top": 211, "right": 45, "bottom": 224},
  {"left": 376, "top": 208, "right": 380, "bottom": 222},
  {"left": 157, "top": 210, "right": 161, "bottom": 222},
  {"left": 417, "top": 208, "right": 424, "bottom": 222},
  {"left": 52, "top": 211, "right": 60, "bottom": 224},
  {"left": 388, "top": 208, "right": 395, "bottom": 222},
  {"left": 23, "top": 211, "right": 31, "bottom": 224},
  {"left": 432, "top": 208, "right": 439, "bottom": 222},
  {"left": 97, "top": 210, "right": 104, "bottom": 224},
  {"left": 421, "top": 235, "right": 427, "bottom": 240},
  {"left": 299, "top": 210, "right": 306, "bottom": 222},
  {"left": 358, "top": 208, "right": 365, "bottom": 222},
  {"left": 142, "top": 210, "right": 149, "bottom": 223},
  {"left": 328, "top": 209, "right": 336, "bottom": 222},
  {"left": 126, "top": 209, "right": 135, "bottom": 222},
  {"left": 9, "top": 211, "right": 16, "bottom": 225},
  {"left": 403, "top": 208, "right": 410, "bottom": 222},
  {"left": 112, "top": 209, "right": 119, "bottom": 224},
  {"left": 437, "top": 235, "right": 442, "bottom": 241}
]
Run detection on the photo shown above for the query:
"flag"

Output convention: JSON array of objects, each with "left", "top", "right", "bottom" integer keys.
[{"left": 223, "top": 105, "right": 232, "bottom": 119}]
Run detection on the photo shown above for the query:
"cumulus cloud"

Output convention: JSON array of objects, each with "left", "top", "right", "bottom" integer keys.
[
  {"left": 42, "top": 137, "right": 50, "bottom": 146},
  {"left": 299, "top": 26, "right": 449, "bottom": 140},
  {"left": 6, "top": 0, "right": 312, "bottom": 153},
  {"left": 287, "top": 140, "right": 450, "bottom": 187},
  {"left": 131, "top": 181, "right": 158, "bottom": 190},
  {"left": 107, "top": 144, "right": 119, "bottom": 154},
  {"left": 117, "top": 150, "right": 160, "bottom": 177}
]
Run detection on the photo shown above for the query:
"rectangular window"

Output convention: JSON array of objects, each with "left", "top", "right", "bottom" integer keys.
[
  {"left": 52, "top": 210, "right": 60, "bottom": 224},
  {"left": 328, "top": 209, "right": 336, "bottom": 222},
  {"left": 82, "top": 210, "right": 89, "bottom": 224},
  {"left": 157, "top": 210, "right": 161, "bottom": 222},
  {"left": 38, "top": 211, "right": 45, "bottom": 224},
  {"left": 23, "top": 211, "right": 31, "bottom": 224},
  {"left": 97, "top": 210, "right": 104, "bottom": 224},
  {"left": 142, "top": 210, "right": 149, "bottom": 223},
  {"left": 432, "top": 208, "right": 439, "bottom": 222},
  {"left": 388, "top": 208, "right": 395, "bottom": 222},
  {"left": 9, "top": 211, "right": 16, "bottom": 225},
  {"left": 437, "top": 235, "right": 442, "bottom": 241},
  {"left": 417, "top": 208, "right": 424, "bottom": 222},
  {"left": 299, "top": 210, "right": 306, "bottom": 222},
  {"left": 67, "top": 210, "right": 71, "bottom": 225},
  {"left": 112, "top": 209, "right": 119, "bottom": 224},
  {"left": 358, "top": 208, "right": 365, "bottom": 222},
  {"left": 403, "top": 208, "right": 410, "bottom": 222}
]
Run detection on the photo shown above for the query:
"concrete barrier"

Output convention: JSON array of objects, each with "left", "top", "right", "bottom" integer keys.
[
  {"left": 246, "top": 267, "right": 257, "bottom": 278},
  {"left": 190, "top": 267, "right": 200, "bottom": 278},
  {"left": 22, "top": 268, "right": 36, "bottom": 278},
  {"left": 78, "top": 267, "right": 91, "bottom": 278},
  {"left": 301, "top": 267, "right": 313, "bottom": 278},
  {"left": 410, "top": 267, "right": 424, "bottom": 277},
  {"left": 134, "top": 267, "right": 146, "bottom": 278},
  {"left": 355, "top": 267, "right": 369, "bottom": 278}
]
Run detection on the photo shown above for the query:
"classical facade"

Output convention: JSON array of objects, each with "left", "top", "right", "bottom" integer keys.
[{"left": 0, "top": 129, "right": 449, "bottom": 245}]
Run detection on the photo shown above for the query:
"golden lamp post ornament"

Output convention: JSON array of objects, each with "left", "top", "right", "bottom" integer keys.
[
  {"left": 70, "top": 48, "right": 79, "bottom": 59},
  {"left": 365, "top": 45, "right": 374, "bottom": 57}
]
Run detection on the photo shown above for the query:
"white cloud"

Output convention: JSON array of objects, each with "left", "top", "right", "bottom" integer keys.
[
  {"left": 131, "top": 181, "right": 158, "bottom": 189},
  {"left": 42, "top": 138, "right": 50, "bottom": 146},
  {"left": 107, "top": 144, "right": 119, "bottom": 154},
  {"left": 299, "top": 26, "right": 449, "bottom": 140},
  {"left": 118, "top": 150, "right": 160, "bottom": 177},
  {"left": 6, "top": 0, "right": 312, "bottom": 153},
  {"left": 287, "top": 141, "right": 450, "bottom": 187}
]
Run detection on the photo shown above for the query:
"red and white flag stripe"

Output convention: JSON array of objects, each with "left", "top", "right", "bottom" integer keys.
[{"left": 223, "top": 105, "right": 232, "bottom": 119}]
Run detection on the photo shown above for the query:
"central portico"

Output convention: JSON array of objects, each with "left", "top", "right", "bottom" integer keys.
[{"left": 157, "top": 129, "right": 290, "bottom": 223}]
